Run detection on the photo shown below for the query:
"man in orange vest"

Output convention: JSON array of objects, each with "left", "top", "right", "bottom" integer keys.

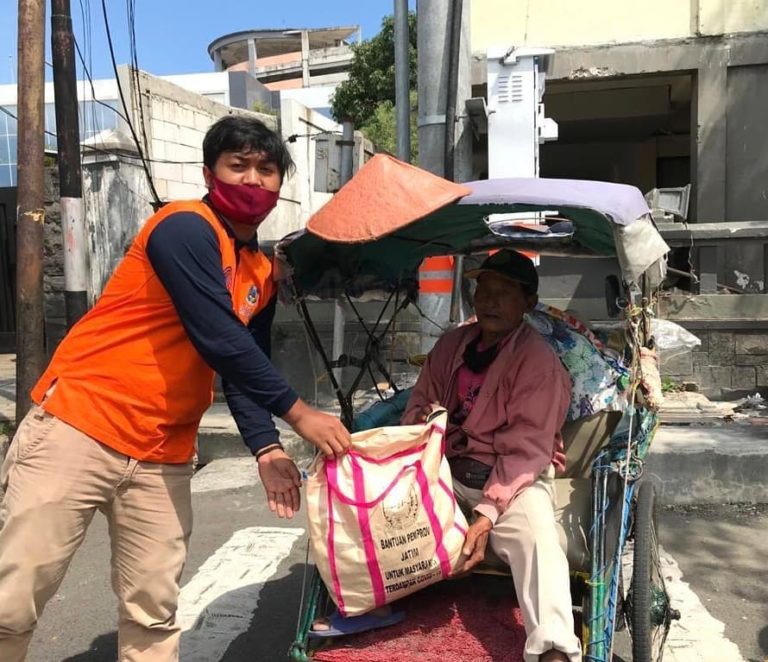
[{"left": 0, "top": 115, "right": 351, "bottom": 661}]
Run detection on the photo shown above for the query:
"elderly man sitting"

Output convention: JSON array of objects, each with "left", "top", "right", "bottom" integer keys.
[{"left": 401, "top": 250, "right": 581, "bottom": 662}]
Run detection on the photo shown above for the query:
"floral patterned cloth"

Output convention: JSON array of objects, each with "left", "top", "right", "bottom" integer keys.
[{"left": 526, "top": 304, "right": 629, "bottom": 421}]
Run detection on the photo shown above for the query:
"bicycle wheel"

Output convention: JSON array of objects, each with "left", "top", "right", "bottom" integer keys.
[{"left": 626, "top": 480, "right": 679, "bottom": 662}]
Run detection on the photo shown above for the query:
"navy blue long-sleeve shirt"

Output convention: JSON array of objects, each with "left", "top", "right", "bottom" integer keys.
[{"left": 145, "top": 209, "right": 298, "bottom": 454}]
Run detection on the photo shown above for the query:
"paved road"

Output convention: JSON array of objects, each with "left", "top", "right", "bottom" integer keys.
[
  {"left": 28, "top": 466, "right": 308, "bottom": 661},
  {"left": 659, "top": 503, "right": 768, "bottom": 662},
  {"left": 23, "top": 458, "right": 767, "bottom": 662}
]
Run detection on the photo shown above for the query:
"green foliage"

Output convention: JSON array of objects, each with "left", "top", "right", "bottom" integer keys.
[
  {"left": 358, "top": 90, "right": 419, "bottom": 163},
  {"left": 331, "top": 12, "right": 417, "bottom": 129},
  {"left": 661, "top": 376, "right": 683, "bottom": 393},
  {"left": 251, "top": 100, "right": 277, "bottom": 117}
]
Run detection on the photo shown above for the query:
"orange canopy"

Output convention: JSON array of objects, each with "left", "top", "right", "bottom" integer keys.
[{"left": 307, "top": 154, "right": 472, "bottom": 243}]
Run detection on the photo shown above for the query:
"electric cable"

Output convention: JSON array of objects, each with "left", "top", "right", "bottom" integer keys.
[
  {"left": 0, "top": 105, "right": 201, "bottom": 165},
  {"left": 73, "top": 36, "right": 130, "bottom": 124},
  {"left": 0, "top": 105, "right": 58, "bottom": 140},
  {"left": 126, "top": 0, "right": 152, "bottom": 160},
  {"left": 76, "top": 0, "right": 100, "bottom": 138},
  {"left": 99, "top": 0, "right": 161, "bottom": 207}
]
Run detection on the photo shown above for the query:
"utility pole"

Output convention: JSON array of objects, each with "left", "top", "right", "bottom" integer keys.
[
  {"left": 52, "top": 0, "right": 88, "bottom": 328},
  {"left": 417, "top": 0, "right": 472, "bottom": 179},
  {"left": 332, "top": 120, "right": 355, "bottom": 386},
  {"left": 16, "top": 0, "right": 46, "bottom": 422},
  {"left": 417, "top": 0, "right": 473, "bottom": 344},
  {"left": 394, "top": 0, "right": 411, "bottom": 163}
]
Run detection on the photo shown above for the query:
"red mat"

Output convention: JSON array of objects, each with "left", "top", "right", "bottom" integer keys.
[{"left": 312, "top": 576, "right": 526, "bottom": 662}]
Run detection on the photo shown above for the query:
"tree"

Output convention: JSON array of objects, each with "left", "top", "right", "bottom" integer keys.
[
  {"left": 331, "top": 12, "right": 418, "bottom": 159},
  {"left": 354, "top": 91, "right": 419, "bottom": 163}
]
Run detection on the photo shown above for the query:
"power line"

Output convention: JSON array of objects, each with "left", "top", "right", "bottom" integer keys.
[
  {"left": 99, "top": 0, "right": 161, "bottom": 207},
  {"left": 2, "top": 103, "right": 326, "bottom": 163},
  {"left": 126, "top": 0, "right": 151, "bottom": 160},
  {"left": 76, "top": 0, "right": 110, "bottom": 156},
  {"left": 0, "top": 104, "right": 58, "bottom": 140},
  {"left": 73, "top": 35, "right": 130, "bottom": 124},
  {"left": 0, "top": 104, "right": 204, "bottom": 165}
]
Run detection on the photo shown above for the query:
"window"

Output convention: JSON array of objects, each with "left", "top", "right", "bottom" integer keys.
[
  {"left": 0, "top": 98, "right": 121, "bottom": 187},
  {"left": 0, "top": 106, "right": 18, "bottom": 187}
]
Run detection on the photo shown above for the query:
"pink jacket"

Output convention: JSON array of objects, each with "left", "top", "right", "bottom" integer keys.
[{"left": 402, "top": 322, "right": 570, "bottom": 524}]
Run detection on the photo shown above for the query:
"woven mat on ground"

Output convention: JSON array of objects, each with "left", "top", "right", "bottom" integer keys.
[{"left": 312, "top": 575, "right": 526, "bottom": 662}]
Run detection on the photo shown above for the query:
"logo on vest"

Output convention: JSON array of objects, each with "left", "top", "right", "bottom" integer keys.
[
  {"left": 238, "top": 284, "right": 261, "bottom": 319},
  {"left": 223, "top": 266, "right": 233, "bottom": 290}
]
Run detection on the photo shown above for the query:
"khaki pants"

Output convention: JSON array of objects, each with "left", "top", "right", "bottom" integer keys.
[
  {"left": 454, "top": 465, "right": 582, "bottom": 662},
  {"left": 0, "top": 406, "right": 193, "bottom": 662}
]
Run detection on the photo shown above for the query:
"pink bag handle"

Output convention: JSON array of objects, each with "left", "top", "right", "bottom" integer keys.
[
  {"left": 326, "top": 456, "right": 421, "bottom": 509},
  {"left": 324, "top": 419, "right": 446, "bottom": 509},
  {"left": 349, "top": 443, "right": 427, "bottom": 466}
]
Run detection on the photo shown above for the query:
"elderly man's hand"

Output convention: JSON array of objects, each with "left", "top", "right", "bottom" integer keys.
[
  {"left": 419, "top": 402, "right": 443, "bottom": 423},
  {"left": 452, "top": 514, "right": 493, "bottom": 576}
]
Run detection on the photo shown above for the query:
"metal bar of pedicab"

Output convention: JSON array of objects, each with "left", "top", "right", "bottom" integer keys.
[
  {"left": 340, "top": 290, "right": 402, "bottom": 404},
  {"left": 586, "top": 468, "right": 600, "bottom": 660},
  {"left": 597, "top": 469, "right": 608, "bottom": 661},
  {"left": 296, "top": 294, "right": 354, "bottom": 429},
  {"left": 343, "top": 291, "right": 410, "bottom": 396},
  {"left": 331, "top": 121, "right": 356, "bottom": 388}
]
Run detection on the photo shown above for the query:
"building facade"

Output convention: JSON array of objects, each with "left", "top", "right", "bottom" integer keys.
[
  {"left": 207, "top": 26, "right": 361, "bottom": 117},
  {"left": 469, "top": 0, "right": 768, "bottom": 396}
]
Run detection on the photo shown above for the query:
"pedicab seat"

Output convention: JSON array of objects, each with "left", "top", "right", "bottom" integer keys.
[{"left": 470, "top": 410, "right": 621, "bottom": 575}]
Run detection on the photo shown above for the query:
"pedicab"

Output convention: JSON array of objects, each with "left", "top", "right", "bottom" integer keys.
[{"left": 277, "top": 155, "right": 680, "bottom": 662}]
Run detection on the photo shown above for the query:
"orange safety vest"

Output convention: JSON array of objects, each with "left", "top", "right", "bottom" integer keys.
[
  {"left": 31, "top": 200, "right": 274, "bottom": 463},
  {"left": 418, "top": 256, "right": 455, "bottom": 294}
]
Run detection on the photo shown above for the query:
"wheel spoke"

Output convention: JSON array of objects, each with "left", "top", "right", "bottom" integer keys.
[{"left": 629, "top": 481, "right": 675, "bottom": 662}]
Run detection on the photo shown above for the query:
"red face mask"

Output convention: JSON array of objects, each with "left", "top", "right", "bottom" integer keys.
[{"left": 208, "top": 175, "right": 279, "bottom": 226}]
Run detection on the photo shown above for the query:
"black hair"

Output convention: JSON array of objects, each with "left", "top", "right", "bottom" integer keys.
[{"left": 202, "top": 115, "right": 295, "bottom": 180}]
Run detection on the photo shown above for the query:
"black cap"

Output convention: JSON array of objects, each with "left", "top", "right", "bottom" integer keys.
[{"left": 465, "top": 250, "right": 539, "bottom": 293}]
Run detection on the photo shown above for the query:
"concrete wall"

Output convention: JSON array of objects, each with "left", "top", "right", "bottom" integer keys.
[
  {"left": 723, "top": 64, "right": 768, "bottom": 292},
  {"left": 118, "top": 68, "right": 277, "bottom": 203},
  {"left": 82, "top": 157, "right": 153, "bottom": 299},
  {"left": 698, "top": 0, "right": 768, "bottom": 35},
  {"left": 258, "top": 97, "right": 337, "bottom": 242},
  {"left": 279, "top": 86, "right": 336, "bottom": 114},
  {"left": 40, "top": 159, "right": 153, "bottom": 351},
  {"left": 471, "top": 0, "right": 768, "bottom": 53},
  {"left": 121, "top": 68, "right": 342, "bottom": 243},
  {"left": 659, "top": 294, "right": 768, "bottom": 397},
  {"left": 270, "top": 300, "right": 422, "bottom": 407},
  {"left": 472, "top": 34, "right": 768, "bottom": 293},
  {"left": 661, "top": 328, "right": 768, "bottom": 399},
  {"left": 226, "top": 72, "right": 276, "bottom": 112}
]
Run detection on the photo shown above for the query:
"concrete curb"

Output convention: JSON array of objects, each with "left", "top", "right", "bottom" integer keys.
[
  {"left": 645, "top": 425, "right": 768, "bottom": 505},
  {"left": 197, "top": 430, "right": 316, "bottom": 466},
  {"left": 198, "top": 407, "right": 768, "bottom": 505},
  {"left": 197, "top": 405, "right": 315, "bottom": 465}
]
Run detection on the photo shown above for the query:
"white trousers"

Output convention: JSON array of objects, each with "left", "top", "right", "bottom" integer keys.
[{"left": 454, "top": 465, "right": 582, "bottom": 662}]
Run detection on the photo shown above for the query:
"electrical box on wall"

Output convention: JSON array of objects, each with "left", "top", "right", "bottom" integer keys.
[
  {"left": 313, "top": 132, "right": 374, "bottom": 193},
  {"left": 486, "top": 46, "right": 558, "bottom": 179}
]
